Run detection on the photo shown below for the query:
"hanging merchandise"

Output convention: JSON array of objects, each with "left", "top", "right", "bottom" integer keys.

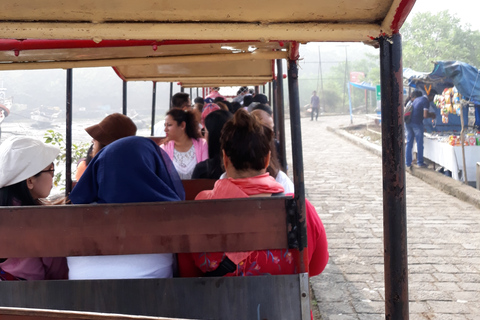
[{"left": 433, "top": 87, "right": 463, "bottom": 124}]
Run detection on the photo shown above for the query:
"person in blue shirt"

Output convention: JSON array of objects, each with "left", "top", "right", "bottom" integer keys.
[{"left": 406, "top": 90, "right": 435, "bottom": 168}]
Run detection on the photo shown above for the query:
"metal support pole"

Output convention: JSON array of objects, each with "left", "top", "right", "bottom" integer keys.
[
  {"left": 151, "top": 81, "right": 157, "bottom": 136},
  {"left": 272, "top": 79, "right": 278, "bottom": 139},
  {"left": 122, "top": 80, "right": 127, "bottom": 115},
  {"left": 196, "top": 87, "right": 199, "bottom": 99},
  {"left": 169, "top": 82, "right": 173, "bottom": 110},
  {"left": 65, "top": 69, "right": 73, "bottom": 197},
  {"left": 287, "top": 59, "right": 307, "bottom": 274},
  {"left": 268, "top": 81, "right": 273, "bottom": 106},
  {"left": 276, "top": 59, "right": 287, "bottom": 173},
  {"left": 379, "top": 33, "right": 409, "bottom": 320},
  {"left": 263, "top": 85, "right": 266, "bottom": 94},
  {"left": 254, "top": 86, "right": 260, "bottom": 95},
  {"left": 180, "top": 86, "right": 185, "bottom": 93}
]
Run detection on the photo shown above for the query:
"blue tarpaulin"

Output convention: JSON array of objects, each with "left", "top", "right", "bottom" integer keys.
[{"left": 404, "top": 61, "right": 480, "bottom": 130}]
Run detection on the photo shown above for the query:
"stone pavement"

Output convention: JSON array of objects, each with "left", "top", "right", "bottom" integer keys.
[{"left": 285, "top": 115, "right": 480, "bottom": 320}]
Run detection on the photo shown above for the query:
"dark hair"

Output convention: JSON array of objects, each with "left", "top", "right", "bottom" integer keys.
[
  {"left": 171, "top": 92, "right": 190, "bottom": 109},
  {"left": 194, "top": 97, "right": 204, "bottom": 104},
  {"left": 216, "top": 101, "right": 229, "bottom": 111},
  {"left": 243, "top": 95, "right": 254, "bottom": 107},
  {"left": 411, "top": 90, "right": 423, "bottom": 98},
  {"left": 205, "top": 110, "right": 233, "bottom": 159},
  {"left": 166, "top": 109, "right": 201, "bottom": 140},
  {"left": 253, "top": 93, "right": 268, "bottom": 104},
  {"left": 221, "top": 109, "right": 272, "bottom": 172},
  {"left": 213, "top": 96, "right": 225, "bottom": 103},
  {"left": 428, "top": 89, "right": 438, "bottom": 97},
  {"left": 251, "top": 103, "right": 273, "bottom": 116},
  {"left": 0, "top": 180, "right": 37, "bottom": 206},
  {"left": 85, "top": 144, "right": 94, "bottom": 166},
  {"left": 194, "top": 103, "right": 204, "bottom": 113},
  {"left": 232, "top": 102, "right": 242, "bottom": 113}
]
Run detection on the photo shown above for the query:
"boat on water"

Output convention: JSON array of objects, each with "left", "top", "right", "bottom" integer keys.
[{"left": 30, "top": 105, "right": 61, "bottom": 127}]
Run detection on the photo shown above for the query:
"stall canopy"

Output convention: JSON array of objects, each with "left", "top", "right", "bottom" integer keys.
[{"left": 404, "top": 61, "right": 480, "bottom": 129}]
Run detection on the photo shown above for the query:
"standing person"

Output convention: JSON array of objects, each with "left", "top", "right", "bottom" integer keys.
[
  {"left": 161, "top": 109, "right": 208, "bottom": 179},
  {"left": 68, "top": 136, "right": 185, "bottom": 280},
  {"left": 154, "top": 92, "right": 192, "bottom": 136},
  {"left": 205, "top": 87, "right": 225, "bottom": 100},
  {"left": 406, "top": 90, "right": 434, "bottom": 168},
  {"left": 0, "top": 137, "right": 68, "bottom": 280},
  {"left": 423, "top": 89, "right": 438, "bottom": 133},
  {"left": 310, "top": 90, "right": 320, "bottom": 121},
  {"left": 178, "top": 110, "right": 328, "bottom": 279}
]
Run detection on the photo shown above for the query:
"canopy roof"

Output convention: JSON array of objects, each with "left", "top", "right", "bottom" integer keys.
[
  {"left": 0, "top": 0, "right": 415, "bottom": 42},
  {"left": 0, "top": 0, "right": 416, "bottom": 85},
  {"left": 404, "top": 61, "right": 480, "bottom": 104}
]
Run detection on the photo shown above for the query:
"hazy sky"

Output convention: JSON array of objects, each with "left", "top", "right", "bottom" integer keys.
[{"left": 407, "top": 0, "right": 480, "bottom": 31}]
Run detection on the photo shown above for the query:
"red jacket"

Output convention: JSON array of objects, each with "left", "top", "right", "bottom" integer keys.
[{"left": 178, "top": 174, "right": 328, "bottom": 277}]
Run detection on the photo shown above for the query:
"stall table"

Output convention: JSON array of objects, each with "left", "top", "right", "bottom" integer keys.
[{"left": 420, "top": 134, "right": 480, "bottom": 183}]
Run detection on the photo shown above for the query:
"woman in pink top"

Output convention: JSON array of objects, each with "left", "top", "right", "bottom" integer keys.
[
  {"left": 0, "top": 137, "right": 68, "bottom": 280},
  {"left": 161, "top": 109, "right": 208, "bottom": 179}
]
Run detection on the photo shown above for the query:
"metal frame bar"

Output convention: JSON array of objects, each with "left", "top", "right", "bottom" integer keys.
[
  {"left": 65, "top": 69, "right": 73, "bottom": 196},
  {"left": 379, "top": 33, "right": 409, "bottom": 320},
  {"left": 122, "top": 80, "right": 127, "bottom": 115},
  {"left": 151, "top": 81, "right": 157, "bottom": 136},
  {"left": 287, "top": 58, "right": 308, "bottom": 273},
  {"left": 275, "top": 59, "right": 287, "bottom": 172}
]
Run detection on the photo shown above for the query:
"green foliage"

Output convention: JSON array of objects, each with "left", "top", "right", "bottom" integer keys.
[
  {"left": 401, "top": 11, "right": 480, "bottom": 72},
  {"left": 43, "top": 129, "right": 90, "bottom": 188}
]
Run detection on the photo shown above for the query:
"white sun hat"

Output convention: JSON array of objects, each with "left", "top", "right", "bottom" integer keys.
[{"left": 0, "top": 136, "right": 60, "bottom": 188}]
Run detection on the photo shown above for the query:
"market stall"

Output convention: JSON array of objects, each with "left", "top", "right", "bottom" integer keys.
[{"left": 405, "top": 61, "right": 480, "bottom": 184}]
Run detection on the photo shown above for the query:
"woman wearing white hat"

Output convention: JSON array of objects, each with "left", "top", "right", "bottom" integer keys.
[{"left": 0, "top": 136, "right": 69, "bottom": 280}]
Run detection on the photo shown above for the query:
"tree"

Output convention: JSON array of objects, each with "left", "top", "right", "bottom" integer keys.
[{"left": 401, "top": 11, "right": 480, "bottom": 72}]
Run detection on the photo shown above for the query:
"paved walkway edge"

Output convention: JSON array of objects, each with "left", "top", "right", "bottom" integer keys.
[{"left": 327, "top": 125, "right": 480, "bottom": 210}]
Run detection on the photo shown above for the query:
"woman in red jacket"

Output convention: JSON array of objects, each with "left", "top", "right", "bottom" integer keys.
[{"left": 178, "top": 109, "right": 328, "bottom": 277}]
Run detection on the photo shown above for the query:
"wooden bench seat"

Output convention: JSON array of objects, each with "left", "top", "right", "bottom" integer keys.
[{"left": 0, "top": 192, "right": 310, "bottom": 319}]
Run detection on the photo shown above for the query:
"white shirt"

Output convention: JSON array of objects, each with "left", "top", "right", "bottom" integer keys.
[{"left": 67, "top": 254, "right": 174, "bottom": 280}]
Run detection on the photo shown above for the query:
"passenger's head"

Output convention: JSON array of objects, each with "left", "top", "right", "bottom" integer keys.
[
  {"left": 231, "top": 101, "right": 242, "bottom": 113},
  {"left": 192, "top": 102, "right": 204, "bottom": 124},
  {"left": 428, "top": 89, "right": 438, "bottom": 102},
  {"left": 213, "top": 96, "right": 225, "bottom": 104},
  {"left": 69, "top": 136, "right": 185, "bottom": 204},
  {"left": 194, "top": 96, "right": 204, "bottom": 105},
  {"left": 204, "top": 110, "right": 233, "bottom": 159},
  {"left": 411, "top": 90, "right": 423, "bottom": 99},
  {"left": 171, "top": 92, "right": 191, "bottom": 109},
  {"left": 0, "top": 137, "right": 59, "bottom": 205},
  {"left": 243, "top": 95, "right": 254, "bottom": 107},
  {"left": 165, "top": 109, "right": 201, "bottom": 141},
  {"left": 201, "top": 103, "right": 221, "bottom": 127},
  {"left": 251, "top": 108, "right": 274, "bottom": 131},
  {"left": 253, "top": 93, "right": 269, "bottom": 105},
  {"left": 221, "top": 109, "right": 272, "bottom": 175},
  {"left": 85, "top": 113, "right": 137, "bottom": 156},
  {"left": 313, "top": 90, "right": 317, "bottom": 95}
]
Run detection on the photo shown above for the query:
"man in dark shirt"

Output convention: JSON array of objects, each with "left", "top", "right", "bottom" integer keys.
[
  {"left": 406, "top": 90, "right": 435, "bottom": 168},
  {"left": 310, "top": 91, "right": 320, "bottom": 121}
]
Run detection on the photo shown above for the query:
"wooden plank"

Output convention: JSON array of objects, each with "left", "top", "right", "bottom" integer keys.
[
  {"left": 181, "top": 179, "right": 216, "bottom": 201},
  {"left": 0, "top": 307, "right": 192, "bottom": 320},
  {"left": 0, "top": 275, "right": 303, "bottom": 320},
  {"left": 0, "top": 197, "right": 289, "bottom": 257}
]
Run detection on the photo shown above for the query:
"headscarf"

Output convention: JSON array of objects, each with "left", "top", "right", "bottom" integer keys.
[
  {"left": 201, "top": 103, "right": 221, "bottom": 126},
  {"left": 70, "top": 136, "right": 185, "bottom": 204}
]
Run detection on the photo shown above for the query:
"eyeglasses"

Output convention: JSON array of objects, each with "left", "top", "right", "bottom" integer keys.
[{"left": 39, "top": 168, "right": 55, "bottom": 174}]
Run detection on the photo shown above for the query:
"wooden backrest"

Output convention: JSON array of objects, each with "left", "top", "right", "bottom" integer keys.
[{"left": 0, "top": 195, "right": 309, "bottom": 319}]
